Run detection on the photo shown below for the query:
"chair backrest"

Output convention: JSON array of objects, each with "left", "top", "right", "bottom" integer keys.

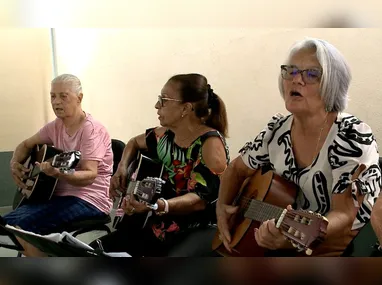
[{"left": 111, "top": 139, "right": 126, "bottom": 175}]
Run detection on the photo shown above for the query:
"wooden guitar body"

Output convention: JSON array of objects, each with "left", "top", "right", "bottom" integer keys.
[{"left": 212, "top": 168, "right": 298, "bottom": 257}]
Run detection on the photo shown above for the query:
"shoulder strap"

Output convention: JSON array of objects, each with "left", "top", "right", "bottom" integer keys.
[
  {"left": 190, "top": 130, "right": 228, "bottom": 162},
  {"left": 200, "top": 130, "right": 224, "bottom": 143}
]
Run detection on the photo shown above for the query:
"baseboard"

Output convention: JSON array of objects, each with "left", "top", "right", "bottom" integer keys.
[{"left": 0, "top": 206, "right": 12, "bottom": 215}]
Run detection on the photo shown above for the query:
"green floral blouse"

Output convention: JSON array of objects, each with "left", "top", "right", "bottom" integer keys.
[{"left": 144, "top": 127, "right": 230, "bottom": 242}]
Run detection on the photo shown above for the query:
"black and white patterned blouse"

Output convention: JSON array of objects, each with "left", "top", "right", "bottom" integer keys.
[{"left": 240, "top": 112, "right": 381, "bottom": 230}]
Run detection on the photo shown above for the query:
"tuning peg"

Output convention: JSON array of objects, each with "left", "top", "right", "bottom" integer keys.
[
  {"left": 305, "top": 248, "right": 313, "bottom": 256},
  {"left": 316, "top": 213, "right": 322, "bottom": 217}
]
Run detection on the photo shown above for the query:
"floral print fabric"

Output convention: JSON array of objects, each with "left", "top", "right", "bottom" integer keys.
[{"left": 145, "top": 127, "right": 230, "bottom": 241}]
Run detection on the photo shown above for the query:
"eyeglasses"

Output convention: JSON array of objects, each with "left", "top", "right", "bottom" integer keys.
[
  {"left": 280, "top": 65, "right": 322, "bottom": 84},
  {"left": 157, "top": 95, "right": 182, "bottom": 107}
]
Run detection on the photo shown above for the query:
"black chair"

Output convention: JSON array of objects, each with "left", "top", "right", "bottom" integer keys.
[
  {"left": 167, "top": 224, "right": 219, "bottom": 257},
  {"left": 111, "top": 139, "right": 126, "bottom": 176}
]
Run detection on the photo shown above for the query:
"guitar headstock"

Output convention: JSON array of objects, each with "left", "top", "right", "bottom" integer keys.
[
  {"left": 277, "top": 209, "right": 328, "bottom": 255},
  {"left": 51, "top": 150, "right": 81, "bottom": 174},
  {"left": 133, "top": 177, "right": 165, "bottom": 207}
]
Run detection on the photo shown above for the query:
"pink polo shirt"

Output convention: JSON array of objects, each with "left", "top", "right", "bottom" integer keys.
[{"left": 38, "top": 113, "right": 113, "bottom": 214}]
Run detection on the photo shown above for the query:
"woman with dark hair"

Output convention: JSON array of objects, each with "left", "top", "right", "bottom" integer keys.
[{"left": 90, "top": 73, "right": 230, "bottom": 256}]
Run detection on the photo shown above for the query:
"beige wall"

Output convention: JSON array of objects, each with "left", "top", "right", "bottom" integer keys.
[
  {"left": 54, "top": 28, "right": 382, "bottom": 157},
  {"left": 0, "top": 28, "right": 53, "bottom": 151},
  {"left": 1, "top": 28, "right": 381, "bottom": 157}
]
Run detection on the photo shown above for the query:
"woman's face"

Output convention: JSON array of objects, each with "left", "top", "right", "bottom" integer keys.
[
  {"left": 50, "top": 81, "right": 82, "bottom": 119},
  {"left": 155, "top": 80, "right": 185, "bottom": 128},
  {"left": 282, "top": 49, "right": 326, "bottom": 115}
]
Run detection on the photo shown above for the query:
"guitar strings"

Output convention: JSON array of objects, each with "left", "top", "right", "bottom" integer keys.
[
  {"left": 235, "top": 196, "right": 315, "bottom": 219},
  {"left": 234, "top": 196, "right": 315, "bottom": 224}
]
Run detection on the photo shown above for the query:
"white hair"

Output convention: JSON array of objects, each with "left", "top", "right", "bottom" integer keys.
[
  {"left": 51, "top": 74, "right": 83, "bottom": 95},
  {"left": 278, "top": 37, "right": 351, "bottom": 112}
]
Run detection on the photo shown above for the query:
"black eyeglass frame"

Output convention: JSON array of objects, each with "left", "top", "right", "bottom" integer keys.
[{"left": 280, "top": 64, "right": 322, "bottom": 84}]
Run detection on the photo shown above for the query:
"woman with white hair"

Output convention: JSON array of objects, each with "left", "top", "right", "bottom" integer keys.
[
  {"left": 7, "top": 73, "right": 113, "bottom": 256},
  {"left": 216, "top": 37, "right": 381, "bottom": 256}
]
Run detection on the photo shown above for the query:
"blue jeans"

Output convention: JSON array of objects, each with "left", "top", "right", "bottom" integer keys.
[{"left": 3, "top": 196, "right": 105, "bottom": 235}]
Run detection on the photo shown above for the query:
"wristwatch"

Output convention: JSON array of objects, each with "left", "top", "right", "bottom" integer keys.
[{"left": 155, "top": 198, "right": 169, "bottom": 216}]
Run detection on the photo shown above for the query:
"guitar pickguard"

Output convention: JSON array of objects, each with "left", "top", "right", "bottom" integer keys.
[{"left": 13, "top": 144, "right": 81, "bottom": 209}]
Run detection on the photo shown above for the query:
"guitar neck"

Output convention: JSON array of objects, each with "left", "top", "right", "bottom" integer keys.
[
  {"left": 30, "top": 157, "right": 55, "bottom": 178},
  {"left": 126, "top": 181, "right": 138, "bottom": 194},
  {"left": 116, "top": 181, "right": 137, "bottom": 209},
  {"left": 241, "top": 198, "right": 285, "bottom": 222}
]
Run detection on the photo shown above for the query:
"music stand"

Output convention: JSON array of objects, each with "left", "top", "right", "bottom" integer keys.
[
  {"left": 0, "top": 219, "right": 24, "bottom": 252},
  {"left": 0, "top": 216, "right": 107, "bottom": 257}
]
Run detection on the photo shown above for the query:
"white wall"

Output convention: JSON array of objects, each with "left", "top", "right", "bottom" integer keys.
[
  {"left": 54, "top": 28, "right": 382, "bottom": 157},
  {"left": 0, "top": 28, "right": 53, "bottom": 151}
]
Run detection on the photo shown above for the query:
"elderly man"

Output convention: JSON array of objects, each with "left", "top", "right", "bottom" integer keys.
[{"left": 6, "top": 74, "right": 113, "bottom": 256}]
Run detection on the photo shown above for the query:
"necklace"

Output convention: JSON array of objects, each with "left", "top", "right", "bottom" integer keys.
[
  {"left": 292, "top": 112, "right": 330, "bottom": 193},
  {"left": 312, "top": 112, "right": 329, "bottom": 165},
  {"left": 172, "top": 125, "right": 205, "bottom": 157},
  {"left": 292, "top": 112, "right": 329, "bottom": 167},
  {"left": 174, "top": 125, "right": 205, "bottom": 144}
]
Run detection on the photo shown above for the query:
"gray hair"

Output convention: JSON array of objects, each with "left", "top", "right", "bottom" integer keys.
[
  {"left": 278, "top": 37, "right": 351, "bottom": 112},
  {"left": 51, "top": 74, "right": 83, "bottom": 95}
]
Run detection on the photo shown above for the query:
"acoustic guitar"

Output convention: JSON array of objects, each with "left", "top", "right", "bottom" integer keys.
[
  {"left": 112, "top": 151, "right": 166, "bottom": 229},
  {"left": 13, "top": 144, "right": 81, "bottom": 209},
  {"left": 212, "top": 167, "right": 329, "bottom": 257}
]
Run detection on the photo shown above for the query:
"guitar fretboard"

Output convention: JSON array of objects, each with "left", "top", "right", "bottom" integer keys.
[
  {"left": 126, "top": 181, "right": 138, "bottom": 194},
  {"left": 241, "top": 198, "right": 284, "bottom": 222}
]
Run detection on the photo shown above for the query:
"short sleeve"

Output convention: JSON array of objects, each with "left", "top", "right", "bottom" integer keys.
[
  {"left": 329, "top": 117, "right": 381, "bottom": 227},
  {"left": 38, "top": 120, "right": 56, "bottom": 145},
  {"left": 80, "top": 122, "right": 110, "bottom": 162},
  {"left": 329, "top": 119, "right": 381, "bottom": 196},
  {"left": 239, "top": 113, "right": 285, "bottom": 170},
  {"left": 189, "top": 131, "right": 230, "bottom": 203}
]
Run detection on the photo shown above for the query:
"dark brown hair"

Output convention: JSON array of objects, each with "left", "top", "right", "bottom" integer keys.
[{"left": 168, "top": 73, "right": 228, "bottom": 137}]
